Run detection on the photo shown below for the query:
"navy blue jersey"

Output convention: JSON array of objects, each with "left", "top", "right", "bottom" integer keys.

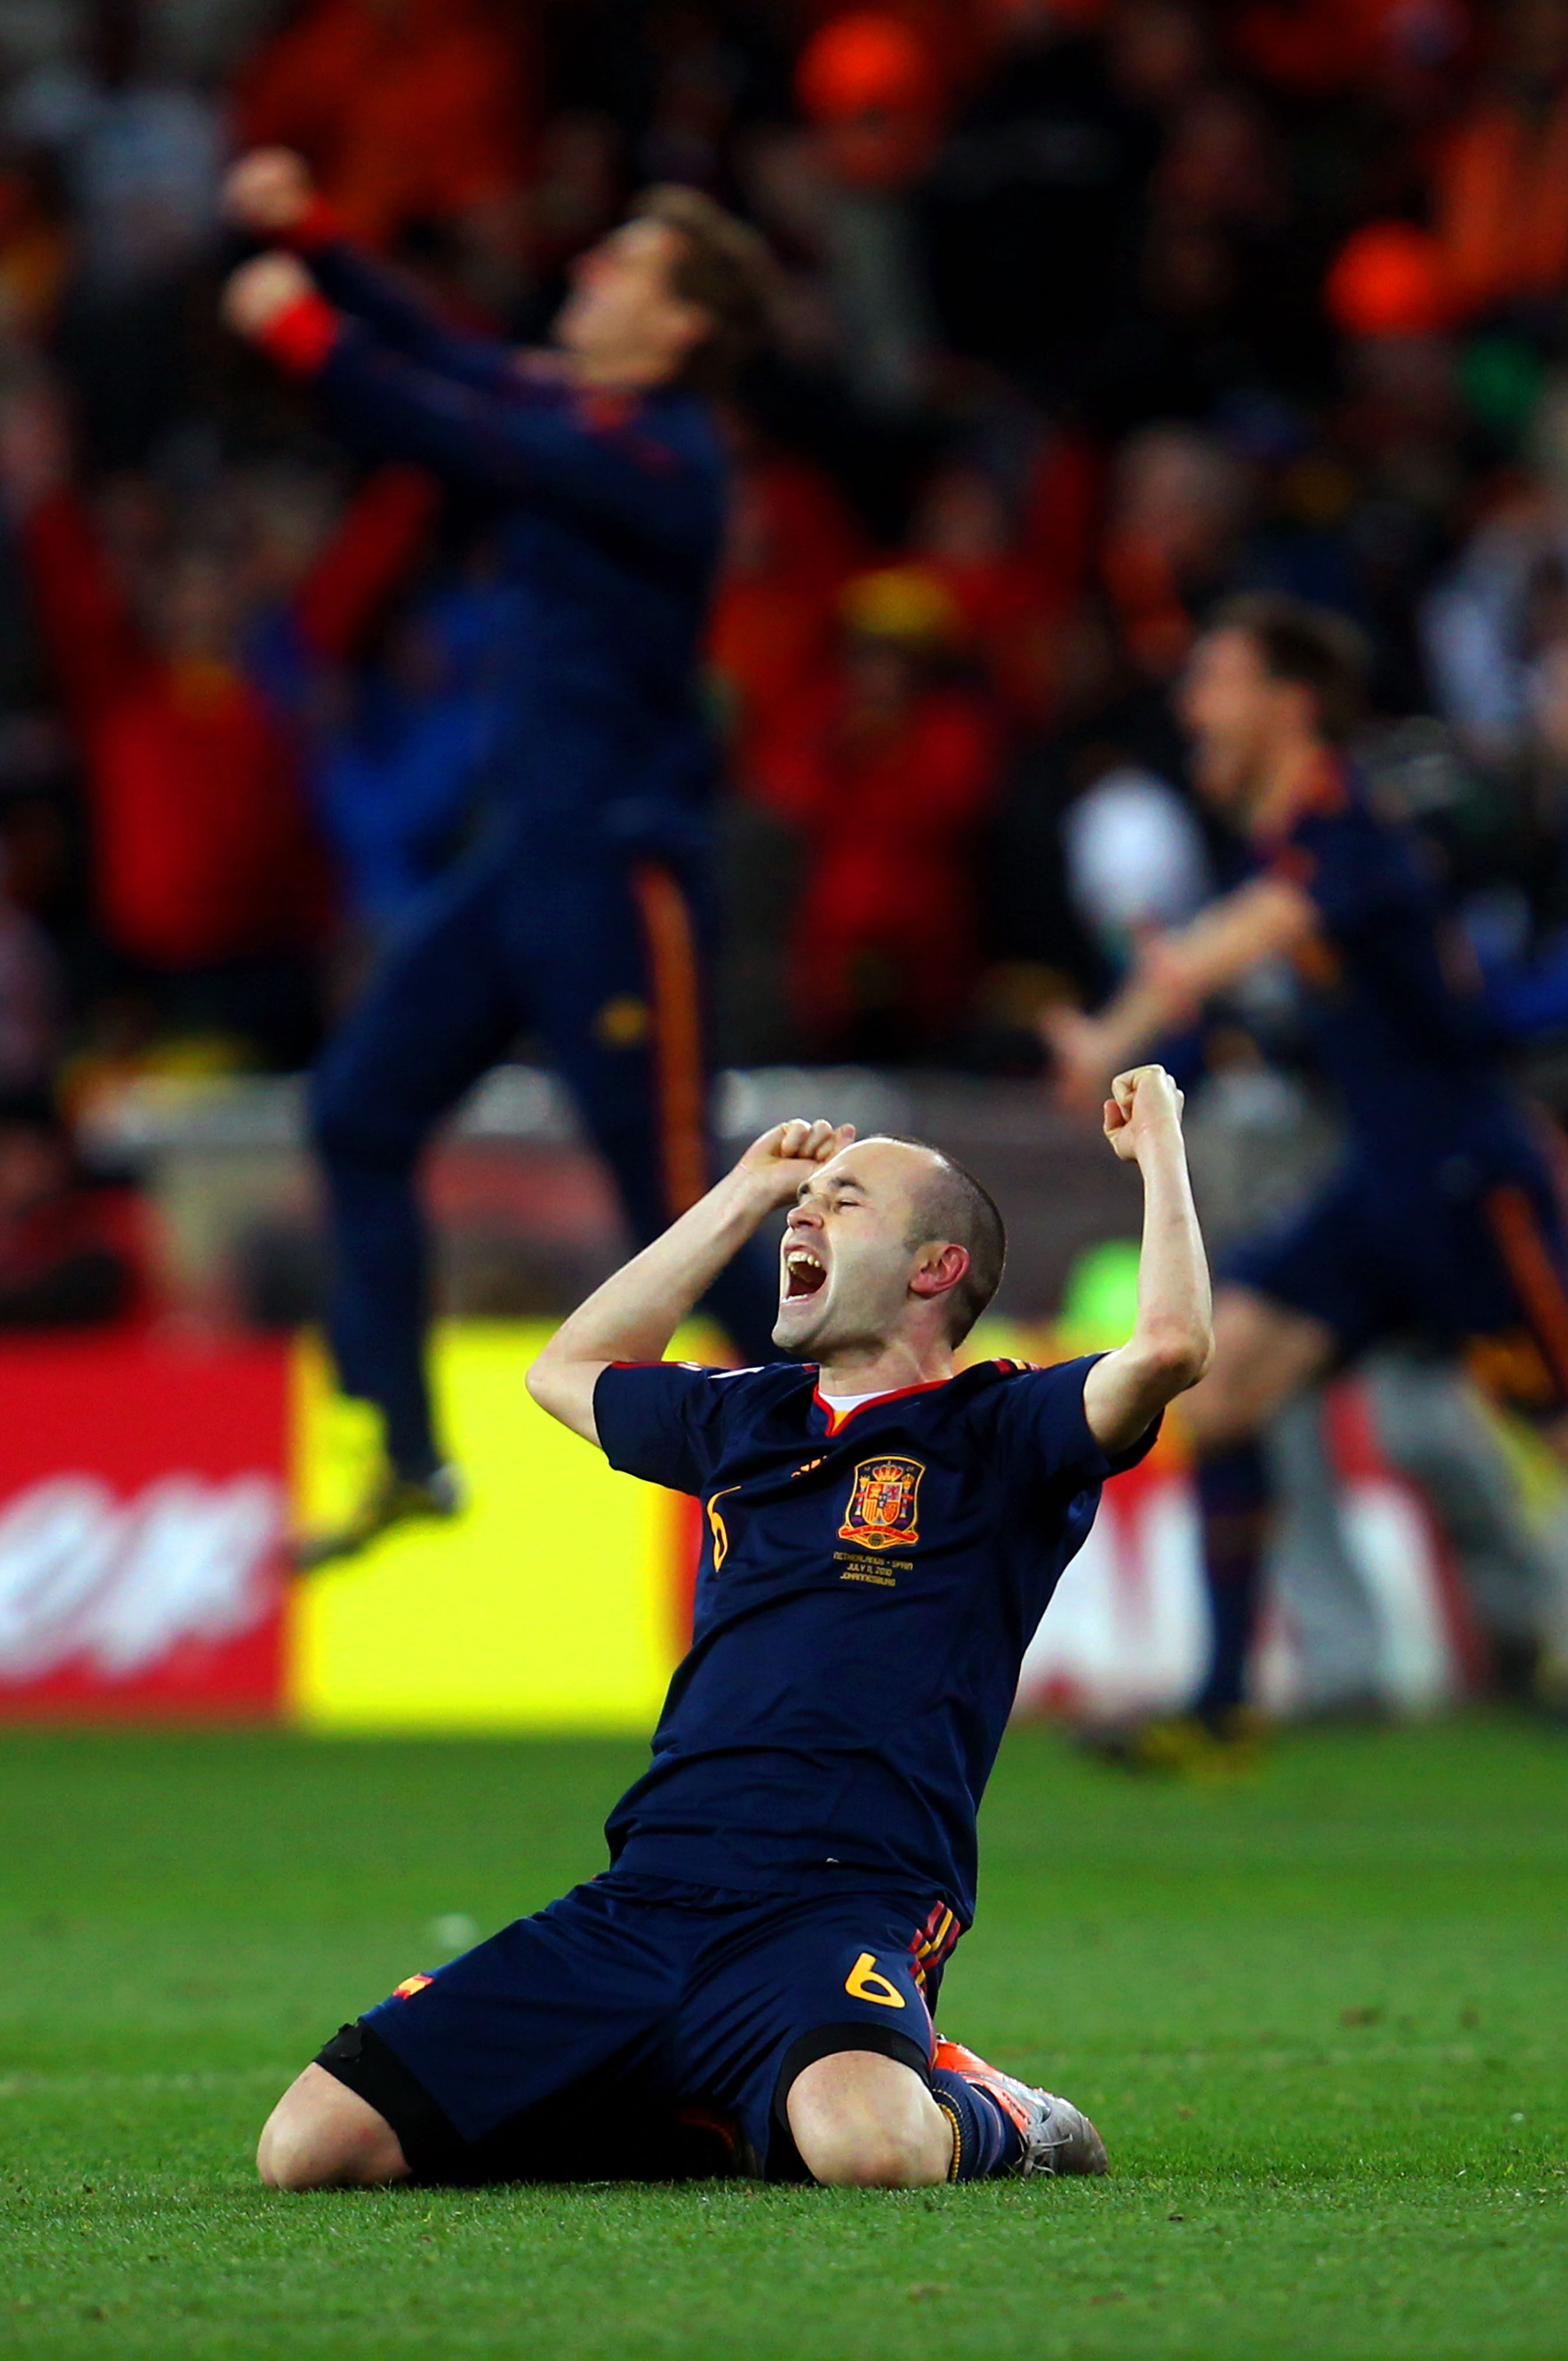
[
  {"left": 303, "top": 243, "right": 725, "bottom": 859},
  {"left": 1265, "top": 760, "right": 1535, "bottom": 1182},
  {"left": 593, "top": 1355, "right": 1157, "bottom": 1924}
]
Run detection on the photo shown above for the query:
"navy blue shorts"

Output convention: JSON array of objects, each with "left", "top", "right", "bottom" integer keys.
[
  {"left": 315, "top": 1871, "right": 962, "bottom": 2183},
  {"left": 1226, "top": 1157, "right": 1568, "bottom": 1415}
]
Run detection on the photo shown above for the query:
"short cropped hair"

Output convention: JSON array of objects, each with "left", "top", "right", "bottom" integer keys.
[
  {"left": 1211, "top": 591, "right": 1371, "bottom": 744},
  {"left": 896, "top": 1141, "right": 1008, "bottom": 1345},
  {"left": 629, "top": 185, "right": 774, "bottom": 395}
]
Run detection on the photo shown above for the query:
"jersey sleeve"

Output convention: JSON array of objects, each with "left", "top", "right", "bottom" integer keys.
[
  {"left": 592, "top": 1362, "right": 737, "bottom": 1495},
  {"left": 1275, "top": 802, "right": 1424, "bottom": 938},
  {"left": 985, "top": 1354, "right": 1162, "bottom": 1498},
  {"left": 307, "top": 240, "right": 523, "bottom": 396},
  {"left": 310, "top": 331, "right": 723, "bottom": 566}
]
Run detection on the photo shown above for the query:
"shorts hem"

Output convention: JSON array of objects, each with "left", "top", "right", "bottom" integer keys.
[
  {"left": 771, "top": 2019, "right": 932, "bottom": 2133},
  {"left": 315, "top": 2020, "right": 471, "bottom": 2183}
]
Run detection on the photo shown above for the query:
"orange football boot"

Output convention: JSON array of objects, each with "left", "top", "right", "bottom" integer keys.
[{"left": 932, "top": 2034, "right": 1109, "bottom": 2175}]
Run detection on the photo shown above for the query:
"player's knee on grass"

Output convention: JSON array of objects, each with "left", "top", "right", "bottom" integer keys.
[
  {"left": 257, "top": 2063, "right": 411, "bottom": 2190},
  {"left": 787, "top": 2050, "right": 952, "bottom": 2188}
]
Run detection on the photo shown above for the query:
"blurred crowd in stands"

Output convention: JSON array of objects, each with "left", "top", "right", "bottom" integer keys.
[{"left": 9, "top": 0, "right": 1568, "bottom": 1323}]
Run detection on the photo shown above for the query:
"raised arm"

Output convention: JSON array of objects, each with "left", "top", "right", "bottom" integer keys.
[
  {"left": 306, "top": 244, "right": 524, "bottom": 396},
  {"left": 1044, "top": 874, "right": 1317, "bottom": 1114},
  {"left": 1082, "top": 1066, "right": 1212, "bottom": 1455},
  {"left": 225, "top": 149, "right": 520, "bottom": 395},
  {"left": 527, "top": 1119, "right": 854, "bottom": 1448},
  {"left": 222, "top": 252, "right": 723, "bottom": 566}
]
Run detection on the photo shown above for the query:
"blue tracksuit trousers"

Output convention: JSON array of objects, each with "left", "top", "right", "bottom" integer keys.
[{"left": 310, "top": 832, "right": 779, "bottom": 1476}]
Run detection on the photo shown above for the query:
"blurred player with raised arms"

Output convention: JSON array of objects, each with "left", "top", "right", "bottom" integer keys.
[
  {"left": 1048, "top": 594, "right": 1568, "bottom": 1757},
  {"left": 222, "top": 149, "right": 782, "bottom": 1563},
  {"left": 255, "top": 1070, "right": 1210, "bottom": 2189}
]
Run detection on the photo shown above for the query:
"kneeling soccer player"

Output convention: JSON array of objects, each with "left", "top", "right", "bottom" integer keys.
[{"left": 258, "top": 1079, "right": 1211, "bottom": 2190}]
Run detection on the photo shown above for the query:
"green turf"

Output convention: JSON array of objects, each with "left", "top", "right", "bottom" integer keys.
[{"left": 2, "top": 1720, "right": 1566, "bottom": 2359}]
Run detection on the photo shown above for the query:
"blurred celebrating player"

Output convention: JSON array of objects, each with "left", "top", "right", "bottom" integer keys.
[
  {"left": 256, "top": 1073, "right": 1210, "bottom": 2190},
  {"left": 222, "top": 149, "right": 781, "bottom": 1562},
  {"left": 1049, "top": 594, "right": 1568, "bottom": 1753}
]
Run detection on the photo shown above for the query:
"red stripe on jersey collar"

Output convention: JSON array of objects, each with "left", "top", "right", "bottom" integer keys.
[{"left": 811, "top": 1376, "right": 953, "bottom": 1434}]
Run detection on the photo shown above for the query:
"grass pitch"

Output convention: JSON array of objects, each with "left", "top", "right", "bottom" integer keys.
[{"left": 1, "top": 1720, "right": 1566, "bottom": 2360}]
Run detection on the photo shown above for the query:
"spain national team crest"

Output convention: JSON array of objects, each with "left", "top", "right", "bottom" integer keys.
[{"left": 838, "top": 1457, "right": 924, "bottom": 1552}]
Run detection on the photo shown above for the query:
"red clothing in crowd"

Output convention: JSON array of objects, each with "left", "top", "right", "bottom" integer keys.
[
  {"left": 708, "top": 457, "right": 866, "bottom": 767},
  {"left": 754, "top": 671, "right": 999, "bottom": 1047},
  {"left": 237, "top": 0, "right": 527, "bottom": 251},
  {"left": 921, "top": 551, "right": 1066, "bottom": 726},
  {"left": 23, "top": 469, "right": 436, "bottom": 971},
  {"left": 923, "top": 434, "right": 1104, "bottom": 726},
  {"left": 1234, "top": 0, "right": 1472, "bottom": 94},
  {"left": 1436, "top": 86, "right": 1568, "bottom": 318}
]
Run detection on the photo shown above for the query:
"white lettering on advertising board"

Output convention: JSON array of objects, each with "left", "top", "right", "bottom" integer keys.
[{"left": 0, "top": 1476, "right": 282, "bottom": 1680}]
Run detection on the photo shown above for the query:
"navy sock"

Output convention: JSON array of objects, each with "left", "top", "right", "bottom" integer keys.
[
  {"left": 1194, "top": 1440, "right": 1272, "bottom": 1720},
  {"left": 929, "top": 2068, "right": 1021, "bottom": 2181}
]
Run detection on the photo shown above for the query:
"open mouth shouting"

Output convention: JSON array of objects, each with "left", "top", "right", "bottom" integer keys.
[{"left": 783, "top": 1243, "right": 828, "bottom": 1302}]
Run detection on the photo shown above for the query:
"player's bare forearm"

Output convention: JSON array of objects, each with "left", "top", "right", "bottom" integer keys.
[
  {"left": 526, "top": 1120, "right": 853, "bottom": 1447},
  {"left": 1045, "top": 878, "right": 1317, "bottom": 1111},
  {"left": 1083, "top": 1068, "right": 1212, "bottom": 1455},
  {"left": 530, "top": 1167, "right": 778, "bottom": 1434}
]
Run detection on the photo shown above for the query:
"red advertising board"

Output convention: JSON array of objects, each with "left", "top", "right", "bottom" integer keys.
[{"left": 0, "top": 1332, "right": 290, "bottom": 1718}]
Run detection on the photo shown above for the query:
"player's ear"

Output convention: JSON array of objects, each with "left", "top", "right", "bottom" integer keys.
[{"left": 909, "top": 1242, "right": 969, "bottom": 1303}]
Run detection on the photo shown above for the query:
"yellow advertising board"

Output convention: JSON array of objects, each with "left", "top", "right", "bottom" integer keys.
[
  {"left": 288, "top": 1323, "right": 689, "bottom": 1733},
  {"left": 285, "top": 1315, "right": 1046, "bottom": 1735}
]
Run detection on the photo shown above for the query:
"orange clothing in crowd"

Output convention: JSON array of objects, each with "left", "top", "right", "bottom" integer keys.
[
  {"left": 754, "top": 673, "right": 999, "bottom": 1045},
  {"left": 1436, "top": 88, "right": 1568, "bottom": 318},
  {"left": 23, "top": 472, "right": 435, "bottom": 970},
  {"left": 0, "top": 171, "right": 69, "bottom": 338},
  {"left": 237, "top": 0, "right": 527, "bottom": 251}
]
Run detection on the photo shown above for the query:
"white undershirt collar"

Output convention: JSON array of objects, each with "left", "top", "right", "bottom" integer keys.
[{"left": 816, "top": 1387, "right": 900, "bottom": 1413}]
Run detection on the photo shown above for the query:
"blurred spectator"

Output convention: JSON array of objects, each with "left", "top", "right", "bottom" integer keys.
[
  {"left": 1421, "top": 478, "right": 1558, "bottom": 768},
  {"left": 5, "top": 2, "right": 225, "bottom": 296},
  {"left": 521, "top": 109, "right": 623, "bottom": 284},
  {"left": 1325, "top": 220, "right": 1455, "bottom": 342},
  {"left": 918, "top": 0, "right": 1157, "bottom": 400},
  {"left": 1435, "top": 0, "right": 1568, "bottom": 323},
  {"left": 707, "top": 448, "right": 865, "bottom": 1063},
  {"left": 0, "top": 1094, "right": 132, "bottom": 1325},
  {"left": 909, "top": 459, "right": 1066, "bottom": 726},
  {"left": 1234, "top": 0, "right": 1473, "bottom": 99},
  {"left": 0, "top": 159, "right": 72, "bottom": 339},
  {"left": 638, "top": 1, "right": 756, "bottom": 197},
  {"left": 300, "top": 566, "right": 498, "bottom": 945},
  {"left": 1101, "top": 423, "right": 1250, "bottom": 677},
  {"left": 796, "top": 10, "right": 944, "bottom": 194},
  {"left": 752, "top": 562, "right": 1001, "bottom": 1056},
  {"left": 709, "top": 446, "right": 866, "bottom": 772},
  {"left": 783, "top": 10, "right": 945, "bottom": 413},
  {"left": 1061, "top": 761, "right": 1212, "bottom": 967},
  {"left": 6, "top": 0, "right": 228, "bottom": 464},
  {"left": 1, "top": 0, "right": 1568, "bottom": 1105},
  {"left": 0, "top": 838, "right": 61, "bottom": 1097},
  {"left": 237, "top": 0, "right": 528, "bottom": 256},
  {"left": 0, "top": 385, "right": 435, "bottom": 1065}
]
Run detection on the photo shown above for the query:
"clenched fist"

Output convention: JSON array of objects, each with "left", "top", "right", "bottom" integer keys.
[
  {"left": 1103, "top": 1065, "right": 1184, "bottom": 1164},
  {"left": 224, "top": 148, "right": 315, "bottom": 236},
  {"left": 736, "top": 1119, "right": 856, "bottom": 1208},
  {"left": 221, "top": 251, "right": 314, "bottom": 340}
]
